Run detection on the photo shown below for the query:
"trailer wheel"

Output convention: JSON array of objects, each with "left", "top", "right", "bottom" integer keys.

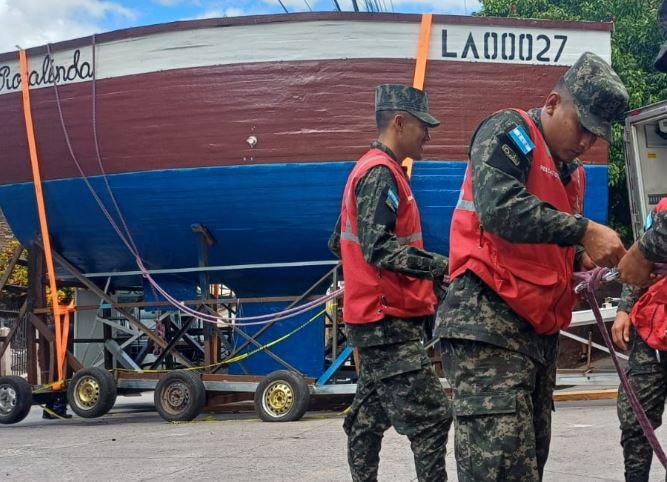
[
  {"left": 67, "top": 367, "right": 117, "bottom": 418},
  {"left": 154, "top": 370, "right": 205, "bottom": 422},
  {"left": 0, "top": 376, "right": 32, "bottom": 425},
  {"left": 254, "top": 370, "right": 310, "bottom": 422}
]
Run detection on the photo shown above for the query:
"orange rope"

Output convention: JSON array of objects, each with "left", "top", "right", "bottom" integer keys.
[
  {"left": 403, "top": 13, "right": 433, "bottom": 179},
  {"left": 19, "top": 50, "right": 68, "bottom": 387}
]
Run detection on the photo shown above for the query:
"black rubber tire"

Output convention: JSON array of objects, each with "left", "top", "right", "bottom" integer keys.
[
  {"left": 67, "top": 367, "right": 117, "bottom": 418},
  {"left": 254, "top": 370, "right": 310, "bottom": 422},
  {"left": 0, "top": 376, "right": 32, "bottom": 425},
  {"left": 154, "top": 370, "right": 205, "bottom": 422}
]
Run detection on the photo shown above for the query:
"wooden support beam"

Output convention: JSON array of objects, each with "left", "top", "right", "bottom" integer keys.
[
  {"left": 553, "top": 388, "right": 618, "bottom": 402},
  {"left": 149, "top": 317, "right": 195, "bottom": 369},
  {"left": 204, "top": 323, "right": 220, "bottom": 370},
  {"left": 26, "top": 245, "right": 43, "bottom": 385},
  {"left": 43, "top": 244, "right": 193, "bottom": 368},
  {"left": 29, "top": 313, "right": 81, "bottom": 372}
]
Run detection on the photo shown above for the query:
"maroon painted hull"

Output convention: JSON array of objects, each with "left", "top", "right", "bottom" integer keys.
[{"left": 0, "top": 58, "right": 608, "bottom": 185}]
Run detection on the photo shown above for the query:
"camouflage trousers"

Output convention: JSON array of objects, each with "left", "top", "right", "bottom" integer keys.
[
  {"left": 617, "top": 330, "right": 667, "bottom": 482},
  {"left": 441, "top": 339, "right": 557, "bottom": 482},
  {"left": 343, "top": 339, "right": 452, "bottom": 482}
]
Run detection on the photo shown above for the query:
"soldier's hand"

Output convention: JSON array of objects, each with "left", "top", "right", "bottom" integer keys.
[
  {"left": 618, "top": 242, "right": 655, "bottom": 287},
  {"left": 581, "top": 221, "right": 626, "bottom": 267},
  {"left": 611, "top": 310, "right": 632, "bottom": 351},
  {"left": 579, "top": 252, "right": 597, "bottom": 271}
]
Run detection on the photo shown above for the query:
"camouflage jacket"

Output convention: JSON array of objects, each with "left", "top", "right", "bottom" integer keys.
[
  {"left": 618, "top": 283, "right": 644, "bottom": 314},
  {"left": 330, "top": 141, "right": 448, "bottom": 347},
  {"left": 435, "top": 108, "right": 589, "bottom": 364},
  {"left": 640, "top": 211, "right": 667, "bottom": 262},
  {"left": 617, "top": 210, "right": 667, "bottom": 313}
]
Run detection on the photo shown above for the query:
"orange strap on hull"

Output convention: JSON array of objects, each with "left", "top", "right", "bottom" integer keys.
[
  {"left": 19, "top": 49, "right": 68, "bottom": 386},
  {"left": 403, "top": 13, "right": 433, "bottom": 179}
]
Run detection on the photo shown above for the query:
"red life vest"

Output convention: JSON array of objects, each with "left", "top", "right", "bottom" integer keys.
[
  {"left": 448, "top": 109, "right": 586, "bottom": 335},
  {"left": 631, "top": 197, "right": 667, "bottom": 350},
  {"left": 339, "top": 148, "right": 437, "bottom": 324}
]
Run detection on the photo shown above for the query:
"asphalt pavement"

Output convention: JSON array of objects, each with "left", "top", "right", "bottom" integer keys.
[{"left": 0, "top": 394, "right": 665, "bottom": 481}]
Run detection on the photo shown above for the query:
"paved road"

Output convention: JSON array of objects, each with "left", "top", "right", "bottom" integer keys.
[{"left": 0, "top": 394, "right": 665, "bottom": 481}]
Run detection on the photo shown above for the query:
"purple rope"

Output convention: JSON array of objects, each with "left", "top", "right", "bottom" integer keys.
[
  {"left": 574, "top": 265, "right": 667, "bottom": 469},
  {"left": 45, "top": 41, "right": 342, "bottom": 326}
]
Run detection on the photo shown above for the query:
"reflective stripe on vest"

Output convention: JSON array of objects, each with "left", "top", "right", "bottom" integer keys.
[{"left": 456, "top": 199, "right": 475, "bottom": 212}]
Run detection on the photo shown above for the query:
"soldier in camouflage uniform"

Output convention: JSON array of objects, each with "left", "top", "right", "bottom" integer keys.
[
  {"left": 612, "top": 5, "right": 667, "bottom": 479},
  {"left": 620, "top": 0, "right": 667, "bottom": 285},
  {"left": 436, "top": 52, "right": 629, "bottom": 481},
  {"left": 614, "top": 203, "right": 667, "bottom": 482},
  {"left": 329, "top": 84, "right": 452, "bottom": 482},
  {"left": 619, "top": 210, "right": 667, "bottom": 286},
  {"left": 618, "top": 0, "right": 667, "bottom": 282},
  {"left": 613, "top": 283, "right": 666, "bottom": 482}
]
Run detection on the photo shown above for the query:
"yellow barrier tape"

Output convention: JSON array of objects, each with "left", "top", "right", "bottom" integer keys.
[
  {"left": 40, "top": 404, "right": 68, "bottom": 420},
  {"left": 114, "top": 308, "right": 326, "bottom": 374}
]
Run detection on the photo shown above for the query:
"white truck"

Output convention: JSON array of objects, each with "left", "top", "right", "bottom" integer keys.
[{"left": 624, "top": 100, "right": 667, "bottom": 238}]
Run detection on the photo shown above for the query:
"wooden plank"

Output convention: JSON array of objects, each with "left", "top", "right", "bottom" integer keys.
[
  {"left": 30, "top": 313, "right": 53, "bottom": 342},
  {"left": 29, "top": 313, "right": 82, "bottom": 374},
  {"left": 67, "top": 352, "right": 83, "bottom": 372},
  {"left": 203, "top": 392, "right": 253, "bottom": 410},
  {"left": 553, "top": 388, "right": 618, "bottom": 402},
  {"left": 26, "top": 247, "right": 43, "bottom": 385}
]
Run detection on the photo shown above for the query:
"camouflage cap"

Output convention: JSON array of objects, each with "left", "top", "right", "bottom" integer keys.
[
  {"left": 374, "top": 84, "right": 440, "bottom": 127},
  {"left": 563, "top": 52, "right": 629, "bottom": 142},
  {"left": 656, "top": 0, "right": 667, "bottom": 72}
]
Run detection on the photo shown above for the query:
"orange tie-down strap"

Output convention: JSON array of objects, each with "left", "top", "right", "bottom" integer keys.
[
  {"left": 19, "top": 49, "right": 67, "bottom": 386},
  {"left": 55, "top": 302, "right": 76, "bottom": 386},
  {"left": 403, "top": 13, "right": 433, "bottom": 179}
]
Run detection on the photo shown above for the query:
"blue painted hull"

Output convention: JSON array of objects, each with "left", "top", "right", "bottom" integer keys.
[
  {"left": 0, "top": 160, "right": 609, "bottom": 377},
  {"left": 0, "top": 161, "right": 608, "bottom": 296}
]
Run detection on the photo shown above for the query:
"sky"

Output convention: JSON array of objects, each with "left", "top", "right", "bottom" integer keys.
[{"left": 0, "top": 0, "right": 481, "bottom": 53}]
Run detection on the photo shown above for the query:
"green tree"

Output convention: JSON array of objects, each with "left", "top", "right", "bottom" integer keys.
[
  {"left": 478, "top": 0, "right": 667, "bottom": 243},
  {"left": 0, "top": 240, "right": 27, "bottom": 288}
]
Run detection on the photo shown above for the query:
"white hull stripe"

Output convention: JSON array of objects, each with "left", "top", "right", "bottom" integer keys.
[{"left": 0, "top": 19, "right": 611, "bottom": 95}]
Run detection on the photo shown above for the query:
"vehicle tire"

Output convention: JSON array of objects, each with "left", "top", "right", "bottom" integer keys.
[
  {"left": 67, "top": 367, "right": 117, "bottom": 418},
  {"left": 0, "top": 376, "right": 32, "bottom": 425},
  {"left": 254, "top": 370, "right": 310, "bottom": 422},
  {"left": 154, "top": 370, "right": 205, "bottom": 422}
]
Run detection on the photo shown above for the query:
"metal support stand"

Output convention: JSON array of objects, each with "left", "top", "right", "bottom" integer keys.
[
  {"left": 214, "top": 264, "right": 340, "bottom": 375},
  {"left": 192, "top": 224, "right": 220, "bottom": 371},
  {"left": 35, "top": 240, "right": 193, "bottom": 368}
]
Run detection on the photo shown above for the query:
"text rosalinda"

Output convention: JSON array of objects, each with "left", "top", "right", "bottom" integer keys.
[{"left": 0, "top": 49, "right": 92, "bottom": 92}]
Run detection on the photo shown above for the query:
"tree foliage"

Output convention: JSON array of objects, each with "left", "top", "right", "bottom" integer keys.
[
  {"left": 478, "top": 0, "right": 667, "bottom": 242},
  {"left": 0, "top": 240, "right": 71, "bottom": 305},
  {"left": 0, "top": 240, "right": 27, "bottom": 288}
]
